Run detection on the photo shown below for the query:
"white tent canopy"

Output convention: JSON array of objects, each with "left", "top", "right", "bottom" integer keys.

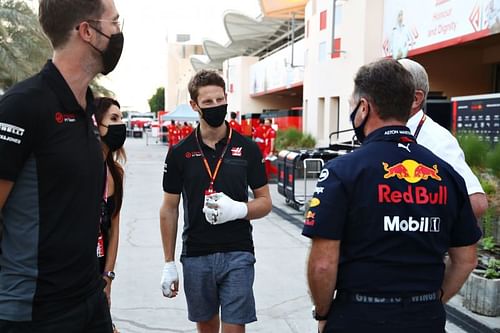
[{"left": 161, "top": 104, "right": 199, "bottom": 122}]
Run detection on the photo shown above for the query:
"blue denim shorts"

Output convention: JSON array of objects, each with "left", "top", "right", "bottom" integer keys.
[{"left": 181, "top": 251, "right": 257, "bottom": 324}]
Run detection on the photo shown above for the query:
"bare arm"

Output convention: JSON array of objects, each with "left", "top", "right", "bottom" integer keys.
[
  {"left": 307, "top": 238, "right": 340, "bottom": 317},
  {"left": 160, "top": 192, "right": 180, "bottom": 262},
  {"left": 0, "top": 179, "right": 14, "bottom": 210},
  {"left": 441, "top": 244, "right": 478, "bottom": 303},
  {"left": 469, "top": 193, "right": 488, "bottom": 220},
  {"left": 247, "top": 184, "right": 272, "bottom": 220},
  {"left": 103, "top": 214, "right": 120, "bottom": 305}
]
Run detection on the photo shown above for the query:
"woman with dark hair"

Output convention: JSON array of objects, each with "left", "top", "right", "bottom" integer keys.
[{"left": 94, "top": 97, "right": 127, "bottom": 333}]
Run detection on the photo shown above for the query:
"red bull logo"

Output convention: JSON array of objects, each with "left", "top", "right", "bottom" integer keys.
[
  {"left": 382, "top": 160, "right": 441, "bottom": 183},
  {"left": 378, "top": 184, "right": 448, "bottom": 205},
  {"left": 304, "top": 211, "right": 316, "bottom": 226}
]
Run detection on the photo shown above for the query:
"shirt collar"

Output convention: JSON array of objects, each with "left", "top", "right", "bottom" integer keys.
[
  {"left": 41, "top": 60, "right": 96, "bottom": 115},
  {"left": 406, "top": 109, "right": 424, "bottom": 133},
  {"left": 196, "top": 122, "right": 230, "bottom": 149},
  {"left": 195, "top": 120, "right": 234, "bottom": 149},
  {"left": 362, "top": 125, "right": 416, "bottom": 145}
]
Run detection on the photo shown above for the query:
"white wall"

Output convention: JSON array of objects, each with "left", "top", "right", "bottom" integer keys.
[
  {"left": 303, "top": 0, "right": 384, "bottom": 147},
  {"left": 165, "top": 44, "right": 198, "bottom": 111},
  {"left": 224, "top": 56, "right": 259, "bottom": 115},
  {"left": 224, "top": 56, "right": 303, "bottom": 115}
]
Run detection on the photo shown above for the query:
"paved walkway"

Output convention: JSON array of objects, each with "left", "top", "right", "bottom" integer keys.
[
  {"left": 110, "top": 136, "right": 497, "bottom": 332},
  {"left": 112, "top": 137, "right": 316, "bottom": 332}
]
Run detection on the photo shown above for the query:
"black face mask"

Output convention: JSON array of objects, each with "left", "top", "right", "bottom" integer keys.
[
  {"left": 350, "top": 101, "right": 370, "bottom": 143},
  {"left": 101, "top": 124, "right": 126, "bottom": 151},
  {"left": 199, "top": 104, "right": 227, "bottom": 128},
  {"left": 88, "top": 26, "right": 124, "bottom": 75}
]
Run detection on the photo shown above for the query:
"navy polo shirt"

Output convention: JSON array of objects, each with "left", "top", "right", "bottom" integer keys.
[
  {"left": 163, "top": 124, "right": 267, "bottom": 257},
  {"left": 302, "top": 126, "right": 481, "bottom": 294},
  {"left": 0, "top": 61, "right": 104, "bottom": 321}
]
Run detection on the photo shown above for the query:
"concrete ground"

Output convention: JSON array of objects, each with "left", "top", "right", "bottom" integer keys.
[{"left": 110, "top": 136, "right": 497, "bottom": 332}]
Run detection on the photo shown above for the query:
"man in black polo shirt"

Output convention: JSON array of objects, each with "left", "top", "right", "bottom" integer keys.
[
  {"left": 303, "top": 59, "right": 481, "bottom": 333},
  {"left": 0, "top": 0, "right": 123, "bottom": 332},
  {"left": 160, "top": 70, "right": 272, "bottom": 333}
]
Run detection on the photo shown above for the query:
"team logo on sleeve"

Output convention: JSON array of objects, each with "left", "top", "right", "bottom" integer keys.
[
  {"left": 304, "top": 211, "right": 316, "bottom": 226},
  {"left": 309, "top": 198, "right": 321, "bottom": 208},
  {"left": 314, "top": 186, "right": 325, "bottom": 194},
  {"left": 318, "top": 169, "right": 329, "bottom": 182},
  {"left": 0, "top": 122, "right": 25, "bottom": 144}
]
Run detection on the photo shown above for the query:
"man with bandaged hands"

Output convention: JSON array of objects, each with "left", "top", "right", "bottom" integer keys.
[{"left": 159, "top": 70, "right": 272, "bottom": 333}]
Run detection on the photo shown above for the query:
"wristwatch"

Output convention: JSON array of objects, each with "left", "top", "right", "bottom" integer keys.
[
  {"left": 102, "top": 271, "right": 115, "bottom": 281},
  {"left": 312, "top": 306, "right": 328, "bottom": 321}
]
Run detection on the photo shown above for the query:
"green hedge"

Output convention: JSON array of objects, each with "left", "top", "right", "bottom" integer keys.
[{"left": 275, "top": 128, "right": 316, "bottom": 151}]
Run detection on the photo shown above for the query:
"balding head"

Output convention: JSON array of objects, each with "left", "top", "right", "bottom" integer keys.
[{"left": 398, "top": 59, "right": 429, "bottom": 104}]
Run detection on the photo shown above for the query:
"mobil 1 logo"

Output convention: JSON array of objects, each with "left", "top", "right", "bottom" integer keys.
[{"left": 384, "top": 216, "right": 440, "bottom": 233}]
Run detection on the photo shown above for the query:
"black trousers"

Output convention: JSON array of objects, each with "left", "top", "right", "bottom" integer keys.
[
  {"left": 0, "top": 289, "right": 112, "bottom": 333},
  {"left": 323, "top": 298, "right": 446, "bottom": 333}
]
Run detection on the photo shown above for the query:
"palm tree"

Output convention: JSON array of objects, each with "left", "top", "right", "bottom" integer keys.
[
  {"left": 0, "top": 0, "right": 51, "bottom": 90},
  {"left": 0, "top": 0, "right": 113, "bottom": 96}
]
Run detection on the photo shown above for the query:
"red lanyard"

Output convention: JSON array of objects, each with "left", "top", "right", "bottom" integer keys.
[
  {"left": 414, "top": 113, "right": 426, "bottom": 139},
  {"left": 195, "top": 126, "right": 233, "bottom": 192}
]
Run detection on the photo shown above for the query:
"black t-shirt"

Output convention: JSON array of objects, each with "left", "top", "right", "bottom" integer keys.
[
  {"left": 163, "top": 124, "right": 267, "bottom": 256},
  {"left": 0, "top": 61, "right": 104, "bottom": 321},
  {"left": 302, "top": 126, "right": 481, "bottom": 294}
]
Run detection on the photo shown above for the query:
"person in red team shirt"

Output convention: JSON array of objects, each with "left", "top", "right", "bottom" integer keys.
[
  {"left": 263, "top": 118, "right": 276, "bottom": 177},
  {"left": 229, "top": 112, "right": 242, "bottom": 134},
  {"left": 253, "top": 118, "right": 267, "bottom": 157},
  {"left": 167, "top": 120, "right": 181, "bottom": 148},
  {"left": 263, "top": 118, "right": 275, "bottom": 157},
  {"left": 181, "top": 122, "right": 193, "bottom": 139}
]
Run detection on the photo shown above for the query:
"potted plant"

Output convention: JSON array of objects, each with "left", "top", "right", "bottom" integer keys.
[
  {"left": 457, "top": 133, "right": 500, "bottom": 316},
  {"left": 462, "top": 258, "right": 500, "bottom": 316}
]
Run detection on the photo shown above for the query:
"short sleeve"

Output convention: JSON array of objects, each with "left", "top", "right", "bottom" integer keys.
[
  {"left": 162, "top": 148, "right": 183, "bottom": 194},
  {"left": 302, "top": 165, "right": 348, "bottom": 240},
  {"left": 247, "top": 141, "right": 267, "bottom": 190},
  {"left": 0, "top": 94, "right": 36, "bottom": 181},
  {"left": 449, "top": 180, "right": 482, "bottom": 247},
  {"left": 445, "top": 146, "right": 484, "bottom": 195},
  {"left": 415, "top": 118, "right": 484, "bottom": 195}
]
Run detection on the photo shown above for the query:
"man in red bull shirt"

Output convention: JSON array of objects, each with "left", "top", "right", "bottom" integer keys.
[{"left": 303, "top": 59, "right": 481, "bottom": 333}]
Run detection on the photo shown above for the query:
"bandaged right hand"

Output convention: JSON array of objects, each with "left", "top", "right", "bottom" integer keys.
[
  {"left": 161, "top": 261, "right": 179, "bottom": 298},
  {"left": 203, "top": 192, "right": 247, "bottom": 225}
]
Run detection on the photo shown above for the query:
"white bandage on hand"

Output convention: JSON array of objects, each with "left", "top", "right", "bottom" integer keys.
[
  {"left": 202, "top": 192, "right": 248, "bottom": 225},
  {"left": 161, "top": 261, "right": 179, "bottom": 298}
]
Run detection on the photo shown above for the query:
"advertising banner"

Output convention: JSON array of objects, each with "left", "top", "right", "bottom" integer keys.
[
  {"left": 383, "top": 0, "right": 500, "bottom": 58},
  {"left": 249, "top": 39, "right": 305, "bottom": 95}
]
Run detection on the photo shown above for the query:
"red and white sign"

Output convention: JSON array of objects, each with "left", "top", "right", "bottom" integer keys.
[{"left": 382, "top": 0, "right": 499, "bottom": 58}]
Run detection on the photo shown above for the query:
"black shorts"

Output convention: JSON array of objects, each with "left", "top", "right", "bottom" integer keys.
[
  {"left": 323, "top": 296, "right": 446, "bottom": 333},
  {"left": 0, "top": 289, "right": 112, "bottom": 333}
]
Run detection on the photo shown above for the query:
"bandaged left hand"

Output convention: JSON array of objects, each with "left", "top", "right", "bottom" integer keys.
[{"left": 203, "top": 192, "right": 248, "bottom": 225}]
